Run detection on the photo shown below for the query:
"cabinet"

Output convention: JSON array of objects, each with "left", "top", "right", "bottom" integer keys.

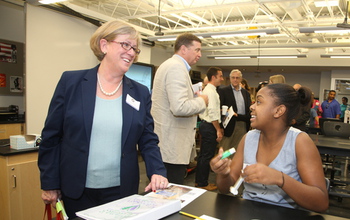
[
  {"left": 0, "top": 123, "right": 25, "bottom": 139},
  {"left": 0, "top": 152, "right": 43, "bottom": 220}
]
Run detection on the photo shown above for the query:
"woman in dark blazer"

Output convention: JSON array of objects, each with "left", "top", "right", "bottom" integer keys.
[{"left": 38, "top": 20, "right": 168, "bottom": 218}]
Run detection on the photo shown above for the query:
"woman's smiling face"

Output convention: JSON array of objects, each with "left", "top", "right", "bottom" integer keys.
[{"left": 250, "top": 87, "right": 278, "bottom": 129}]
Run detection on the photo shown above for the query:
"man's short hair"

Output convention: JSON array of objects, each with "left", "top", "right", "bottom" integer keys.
[
  {"left": 174, "top": 33, "right": 202, "bottom": 52},
  {"left": 206, "top": 67, "right": 222, "bottom": 81}
]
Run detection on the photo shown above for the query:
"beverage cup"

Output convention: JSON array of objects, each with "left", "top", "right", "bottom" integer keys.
[{"left": 222, "top": 105, "right": 228, "bottom": 115}]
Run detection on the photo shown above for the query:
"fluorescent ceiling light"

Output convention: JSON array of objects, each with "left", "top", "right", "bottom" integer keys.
[
  {"left": 214, "top": 56, "right": 251, "bottom": 59},
  {"left": 314, "top": 0, "right": 339, "bottom": 7},
  {"left": 330, "top": 56, "right": 350, "bottom": 58},
  {"left": 207, "top": 54, "right": 307, "bottom": 59},
  {"left": 299, "top": 26, "right": 349, "bottom": 33},
  {"left": 315, "top": 30, "right": 350, "bottom": 33},
  {"left": 212, "top": 32, "right": 267, "bottom": 38},
  {"left": 39, "top": 0, "right": 66, "bottom": 4},
  {"left": 157, "top": 37, "right": 177, "bottom": 41},
  {"left": 321, "top": 54, "right": 350, "bottom": 58},
  {"left": 147, "top": 28, "right": 279, "bottom": 42},
  {"left": 257, "top": 56, "right": 299, "bottom": 58},
  {"left": 257, "top": 55, "right": 307, "bottom": 58},
  {"left": 207, "top": 28, "right": 279, "bottom": 38}
]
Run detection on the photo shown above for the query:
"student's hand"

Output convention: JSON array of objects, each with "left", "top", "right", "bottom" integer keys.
[
  {"left": 145, "top": 174, "right": 169, "bottom": 192},
  {"left": 210, "top": 147, "right": 231, "bottom": 175},
  {"left": 42, "top": 190, "right": 61, "bottom": 208},
  {"left": 243, "top": 163, "right": 282, "bottom": 186}
]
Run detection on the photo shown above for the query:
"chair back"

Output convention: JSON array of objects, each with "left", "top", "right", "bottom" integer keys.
[
  {"left": 322, "top": 121, "right": 350, "bottom": 138},
  {"left": 325, "top": 177, "right": 330, "bottom": 192}
]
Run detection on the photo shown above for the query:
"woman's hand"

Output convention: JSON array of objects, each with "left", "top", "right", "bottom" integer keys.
[
  {"left": 210, "top": 147, "right": 231, "bottom": 176},
  {"left": 243, "top": 163, "right": 282, "bottom": 186},
  {"left": 145, "top": 174, "right": 169, "bottom": 192}
]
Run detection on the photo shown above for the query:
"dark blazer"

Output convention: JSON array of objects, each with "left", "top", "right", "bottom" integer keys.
[
  {"left": 38, "top": 65, "right": 166, "bottom": 199},
  {"left": 218, "top": 85, "right": 251, "bottom": 137}
]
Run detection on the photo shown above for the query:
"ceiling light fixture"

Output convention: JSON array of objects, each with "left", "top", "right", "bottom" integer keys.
[
  {"left": 299, "top": 26, "right": 350, "bottom": 33},
  {"left": 213, "top": 56, "right": 251, "bottom": 59},
  {"left": 321, "top": 54, "right": 350, "bottom": 58},
  {"left": 39, "top": 0, "right": 66, "bottom": 4},
  {"left": 207, "top": 54, "right": 307, "bottom": 59},
  {"left": 147, "top": 28, "right": 279, "bottom": 41},
  {"left": 204, "top": 28, "right": 279, "bottom": 38},
  {"left": 211, "top": 32, "right": 267, "bottom": 38},
  {"left": 157, "top": 37, "right": 177, "bottom": 42}
]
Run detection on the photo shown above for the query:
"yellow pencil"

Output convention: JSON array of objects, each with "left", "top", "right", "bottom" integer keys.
[{"left": 179, "top": 211, "right": 206, "bottom": 220}]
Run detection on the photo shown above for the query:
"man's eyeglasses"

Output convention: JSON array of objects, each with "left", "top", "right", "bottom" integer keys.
[{"left": 110, "top": 41, "right": 141, "bottom": 54}]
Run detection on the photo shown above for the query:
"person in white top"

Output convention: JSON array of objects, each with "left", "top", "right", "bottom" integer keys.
[{"left": 195, "top": 67, "right": 224, "bottom": 191}]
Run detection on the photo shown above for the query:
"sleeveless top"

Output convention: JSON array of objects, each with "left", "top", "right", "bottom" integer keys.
[{"left": 242, "top": 127, "right": 302, "bottom": 209}]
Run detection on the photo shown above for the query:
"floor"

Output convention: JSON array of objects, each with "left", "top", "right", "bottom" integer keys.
[{"left": 138, "top": 155, "right": 350, "bottom": 219}]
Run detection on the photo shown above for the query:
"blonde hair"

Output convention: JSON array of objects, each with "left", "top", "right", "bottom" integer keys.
[
  {"left": 90, "top": 20, "right": 140, "bottom": 61},
  {"left": 269, "top": 74, "right": 286, "bottom": 84}
]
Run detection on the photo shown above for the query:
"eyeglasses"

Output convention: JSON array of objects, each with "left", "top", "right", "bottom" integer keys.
[{"left": 110, "top": 41, "right": 141, "bottom": 54}]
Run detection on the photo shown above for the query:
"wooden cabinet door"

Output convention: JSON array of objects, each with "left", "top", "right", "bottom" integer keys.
[{"left": 8, "top": 160, "right": 43, "bottom": 219}]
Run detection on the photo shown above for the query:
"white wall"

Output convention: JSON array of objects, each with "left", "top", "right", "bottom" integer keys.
[
  {"left": 25, "top": 4, "right": 153, "bottom": 134},
  {"left": 0, "top": 1, "right": 25, "bottom": 113},
  {"left": 150, "top": 45, "right": 172, "bottom": 66},
  {"left": 26, "top": 4, "right": 98, "bottom": 133}
]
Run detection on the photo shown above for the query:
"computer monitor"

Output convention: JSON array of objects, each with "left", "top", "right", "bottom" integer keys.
[{"left": 125, "top": 62, "right": 154, "bottom": 92}]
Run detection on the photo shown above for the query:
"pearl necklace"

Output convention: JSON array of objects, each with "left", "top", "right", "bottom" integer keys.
[{"left": 97, "top": 74, "right": 123, "bottom": 96}]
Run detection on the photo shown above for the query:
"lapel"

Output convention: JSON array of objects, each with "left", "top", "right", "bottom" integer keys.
[
  {"left": 228, "top": 85, "right": 237, "bottom": 110},
  {"left": 173, "top": 55, "right": 194, "bottom": 94},
  {"left": 82, "top": 65, "right": 99, "bottom": 143},
  {"left": 121, "top": 76, "right": 134, "bottom": 149}
]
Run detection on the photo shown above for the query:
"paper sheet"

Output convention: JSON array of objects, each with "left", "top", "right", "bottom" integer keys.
[
  {"left": 222, "top": 106, "right": 235, "bottom": 128},
  {"left": 197, "top": 215, "right": 220, "bottom": 220},
  {"left": 145, "top": 183, "right": 206, "bottom": 208},
  {"left": 192, "top": 82, "right": 203, "bottom": 95}
]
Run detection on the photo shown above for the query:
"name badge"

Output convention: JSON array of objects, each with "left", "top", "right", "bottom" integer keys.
[{"left": 126, "top": 94, "right": 140, "bottom": 111}]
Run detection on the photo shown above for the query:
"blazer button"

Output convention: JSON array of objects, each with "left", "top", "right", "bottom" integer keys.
[{"left": 122, "top": 153, "right": 125, "bottom": 157}]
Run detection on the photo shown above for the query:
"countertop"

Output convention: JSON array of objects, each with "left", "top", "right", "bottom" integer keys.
[{"left": 0, "top": 139, "right": 38, "bottom": 156}]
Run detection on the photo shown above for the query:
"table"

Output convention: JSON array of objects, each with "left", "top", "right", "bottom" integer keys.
[
  {"left": 309, "top": 134, "right": 350, "bottom": 200},
  {"left": 73, "top": 191, "right": 347, "bottom": 220},
  {"left": 167, "top": 191, "right": 346, "bottom": 220},
  {"left": 309, "top": 134, "right": 350, "bottom": 157}
]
